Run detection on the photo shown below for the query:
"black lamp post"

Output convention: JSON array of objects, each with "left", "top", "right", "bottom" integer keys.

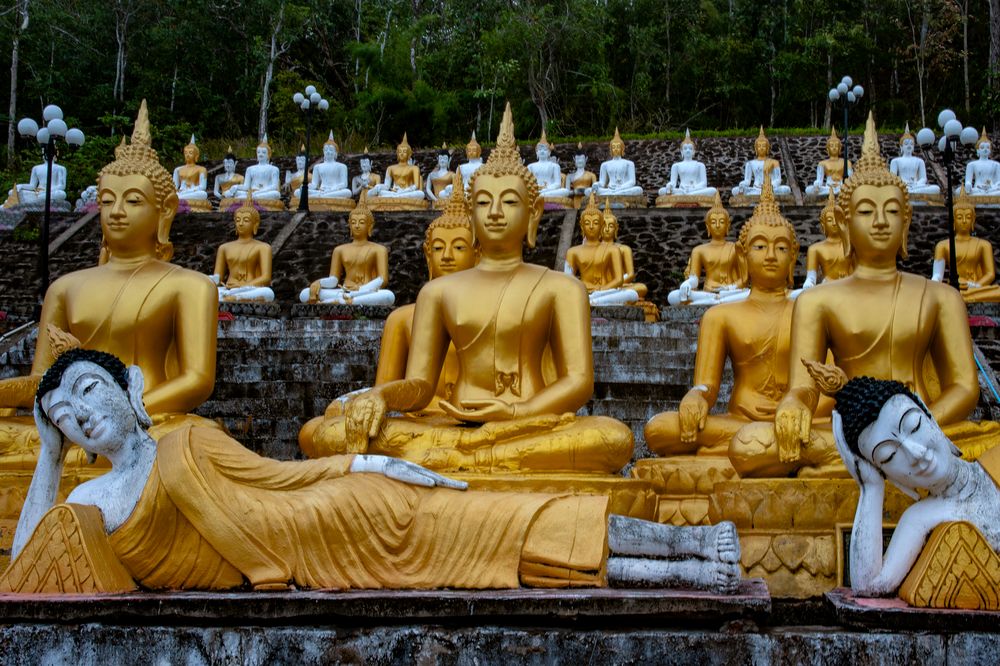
[
  {"left": 916, "top": 110, "right": 979, "bottom": 290},
  {"left": 291, "top": 85, "right": 329, "bottom": 212},
  {"left": 828, "top": 76, "right": 865, "bottom": 181},
  {"left": 16, "top": 104, "right": 85, "bottom": 313}
]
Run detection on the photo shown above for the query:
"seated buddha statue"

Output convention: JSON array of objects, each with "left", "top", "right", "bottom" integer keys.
[
  {"left": 931, "top": 187, "right": 1000, "bottom": 302},
  {"left": 527, "top": 130, "right": 572, "bottom": 200},
  {"left": 731, "top": 127, "right": 791, "bottom": 197},
  {"left": 5, "top": 149, "right": 67, "bottom": 207},
  {"left": 226, "top": 136, "right": 281, "bottom": 204},
  {"left": 308, "top": 132, "right": 353, "bottom": 200},
  {"left": 564, "top": 193, "right": 637, "bottom": 306},
  {"left": 284, "top": 147, "right": 308, "bottom": 195},
  {"left": 646, "top": 177, "right": 807, "bottom": 456},
  {"left": 351, "top": 149, "right": 382, "bottom": 197},
  {"left": 439, "top": 133, "right": 485, "bottom": 200},
  {"left": 667, "top": 193, "right": 749, "bottom": 306},
  {"left": 213, "top": 149, "right": 243, "bottom": 199},
  {"left": 369, "top": 133, "right": 424, "bottom": 199},
  {"left": 805, "top": 128, "right": 852, "bottom": 197},
  {"left": 0, "top": 100, "right": 219, "bottom": 471},
  {"left": 566, "top": 143, "right": 597, "bottom": 196},
  {"left": 171, "top": 135, "right": 210, "bottom": 210},
  {"left": 298, "top": 191, "right": 395, "bottom": 306},
  {"left": 801, "top": 190, "right": 854, "bottom": 290},
  {"left": 600, "top": 204, "right": 648, "bottom": 300},
  {"left": 425, "top": 144, "right": 455, "bottom": 201},
  {"left": 889, "top": 125, "right": 940, "bottom": 196},
  {"left": 589, "top": 128, "right": 644, "bottom": 198},
  {"left": 964, "top": 128, "right": 1000, "bottom": 197},
  {"left": 730, "top": 112, "right": 993, "bottom": 478},
  {"left": 299, "top": 103, "right": 634, "bottom": 475},
  {"left": 657, "top": 130, "right": 717, "bottom": 197},
  {"left": 210, "top": 195, "right": 274, "bottom": 303}
]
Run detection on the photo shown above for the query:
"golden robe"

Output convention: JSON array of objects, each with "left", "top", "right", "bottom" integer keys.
[{"left": 109, "top": 426, "right": 609, "bottom": 590}]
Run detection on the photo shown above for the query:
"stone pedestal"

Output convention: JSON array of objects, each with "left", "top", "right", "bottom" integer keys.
[
  {"left": 598, "top": 195, "right": 648, "bottom": 209},
  {"left": 654, "top": 194, "right": 718, "bottom": 208},
  {"left": 219, "top": 197, "right": 285, "bottom": 212},
  {"left": 290, "top": 197, "right": 355, "bottom": 212},
  {"left": 178, "top": 198, "right": 213, "bottom": 212},
  {"left": 729, "top": 193, "right": 795, "bottom": 207},
  {"left": 367, "top": 197, "right": 430, "bottom": 212},
  {"left": 630, "top": 456, "right": 738, "bottom": 526}
]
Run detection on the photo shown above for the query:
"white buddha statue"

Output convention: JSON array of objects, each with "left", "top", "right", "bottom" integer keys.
[
  {"left": 805, "top": 127, "right": 852, "bottom": 197},
  {"left": 964, "top": 128, "right": 1000, "bottom": 196},
  {"left": 731, "top": 127, "right": 791, "bottom": 197},
  {"left": 74, "top": 185, "right": 97, "bottom": 212},
  {"left": 369, "top": 133, "right": 425, "bottom": 200},
  {"left": 889, "top": 124, "right": 940, "bottom": 196},
  {"left": 527, "top": 130, "right": 572, "bottom": 199},
  {"left": 227, "top": 136, "right": 281, "bottom": 202},
  {"left": 425, "top": 145, "right": 455, "bottom": 201},
  {"left": 658, "top": 129, "right": 717, "bottom": 197},
  {"left": 172, "top": 135, "right": 209, "bottom": 206},
  {"left": 284, "top": 148, "right": 308, "bottom": 195},
  {"left": 351, "top": 149, "right": 382, "bottom": 197},
  {"left": 590, "top": 128, "right": 644, "bottom": 197},
  {"left": 213, "top": 149, "right": 243, "bottom": 199},
  {"left": 309, "top": 132, "right": 352, "bottom": 199},
  {"left": 439, "top": 132, "right": 484, "bottom": 199},
  {"left": 7, "top": 149, "right": 67, "bottom": 206}
]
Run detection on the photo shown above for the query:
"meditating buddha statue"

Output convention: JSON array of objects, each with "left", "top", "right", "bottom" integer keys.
[
  {"left": 425, "top": 144, "right": 455, "bottom": 203},
  {"left": 351, "top": 148, "right": 382, "bottom": 197},
  {"left": 0, "top": 100, "right": 219, "bottom": 472},
  {"left": 730, "top": 112, "right": 998, "bottom": 478},
  {"left": 656, "top": 129, "right": 717, "bottom": 206},
  {"left": 731, "top": 127, "right": 791, "bottom": 198},
  {"left": 210, "top": 194, "right": 274, "bottom": 303},
  {"left": 222, "top": 135, "right": 283, "bottom": 211},
  {"left": 589, "top": 128, "right": 645, "bottom": 204},
  {"left": 667, "top": 192, "right": 749, "bottom": 306},
  {"left": 369, "top": 133, "right": 427, "bottom": 210},
  {"left": 213, "top": 148, "right": 243, "bottom": 200},
  {"left": 298, "top": 191, "right": 395, "bottom": 306},
  {"left": 964, "top": 128, "right": 1000, "bottom": 198},
  {"left": 600, "top": 204, "right": 649, "bottom": 302},
  {"left": 527, "top": 129, "right": 572, "bottom": 204},
  {"left": 805, "top": 128, "right": 852, "bottom": 198},
  {"left": 4, "top": 148, "right": 68, "bottom": 208},
  {"left": 299, "top": 103, "right": 634, "bottom": 475},
  {"left": 801, "top": 190, "right": 854, "bottom": 290},
  {"left": 564, "top": 193, "right": 637, "bottom": 306},
  {"left": 931, "top": 187, "right": 1000, "bottom": 302},
  {"left": 646, "top": 176, "right": 810, "bottom": 456},
  {"left": 171, "top": 134, "right": 211, "bottom": 211},
  {"left": 568, "top": 143, "right": 597, "bottom": 196},
  {"left": 284, "top": 147, "right": 308, "bottom": 196},
  {"left": 439, "top": 132, "right": 485, "bottom": 200},
  {"left": 303, "top": 131, "right": 354, "bottom": 211},
  {"left": 889, "top": 124, "right": 940, "bottom": 198}
]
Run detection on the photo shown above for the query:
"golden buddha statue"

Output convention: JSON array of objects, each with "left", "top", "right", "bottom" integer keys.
[
  {"left": 0, "top": 100, "right": 219, "bottom": 471},
  {"left": 801, "top": 190, "right": 854, "bottom": 290},
  {"left": 564, "top": 192, "right": 628, "bottom": 302},
  {"left": 805, "top": 128, "right": 853, "bottom": 198},
  {"left": 211, "top": 195, "right": 275, "bottom": 302},
  {"left": 931, "top": 188, "right": 1000, "bottom": 302},
  {"left": 667, "top": 193, "right": 749, "bottom": 306},
  {"left": 368, "top": 133, "right": 428, "bottom": 210},
  {"left": 600, "top": 205, "right": 649, "bottom": 301},
  {"left": 172, "top": 134, "right": 211, "bottom": 211},
  {"left": 298, "top": 191, "right": 395, "bottom": 306},
  {"left": 730, "top": 112, "right": 997, "bottom": 478},
  {"left": 300, "top": 103, "right": 634, "bottom": 475}
]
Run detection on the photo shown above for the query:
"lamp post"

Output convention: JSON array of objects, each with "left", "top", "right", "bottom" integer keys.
[
  {"left": 291, "top": 85, "right": 329, "bottom": 212},
  {"left": 828, "top": 76, "right": 865, "bottom": 182},
  {"left": 916, "top": 110, "right": 979, "bottom": 290},
  {"left": 16, "top": 104, "right": 85, "bottom": 311}
]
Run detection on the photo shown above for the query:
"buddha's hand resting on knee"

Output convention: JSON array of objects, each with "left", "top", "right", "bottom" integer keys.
[
  {"left": 679, "top": 389, "right": 709, "bottom": 443},
  {"left": 345, "top": 390, "right": 387, "bottom": 451},
  {"left": 832, "top": 411, "right": 882, "bottom": 489},
  {"left": 775, "top": 396, "right": 811, "bottom": 463},
  {"left": 350, "top": 455, "right": 468, "bottom": 489}
]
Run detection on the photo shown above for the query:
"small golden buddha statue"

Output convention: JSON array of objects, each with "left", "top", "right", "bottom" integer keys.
[
  {"left": 172, "top": 134, "right": 211, "bottom": 211},
  {"left": 931, "top": 187, "right": 1000, "bottom": 302},
  {"left": 667, "top": 192, "right": 749, "bottom": 306},
  {"left": 564, "top": 192, "right": 628, "bottom": 302},
  {"left": 0, "top": 100, "right": 219, "bottom": 471},
  {"left": 297, "top": 191, "right": 395, "bottom": 306},
  {"left": 731, "top": 112, "right": 996, "bottom": 478},
  {"left": 211, "top": 195, "right": 275, "bottom": 302},
  {"left": 801, "top": 189, "right": 854, "bottom": 290},
  {"left": 805, "top": 128, "right": 853, "bottom": 198},
  {"left": 368, "top": 133, "right": 427, "bottom": 209},
  {"left": 300, "top": 102, "right": 634, "bottom": 474},
  {"left": 600, "top": 205, "right": 648, "bottom": 301}
]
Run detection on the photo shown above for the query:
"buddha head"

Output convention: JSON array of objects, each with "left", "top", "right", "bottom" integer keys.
[
  {"left": 424, "top": 173, "right": 477, "bottom": 280},
  {"left": 223, "top": 147, "right": 237, "bottom": 174},
  {"left": 349, "top": 190, "right": 375, "bottom": 241},
  {"left": 899, "top": 124, "right": 915, "bottom": 157},
  {"left": 437, "top": 144, "right": 451, "bottom": 170},
  {"left": 578, "top": 192, "right": 603, "bottom": 241},
  {"left": 396, "top": 133, "right": 413, "bottom": 165},
  {"left": 469, "top": 102, "right": 543, "bottom": 251},
  {"left": 837, "top": 112, "right": 912, "bottom": 264},
  {"left": 753, "top": 127, "right": 771, "bottom": 159},
  {"left": 574, "top": 143, "right": 587, "bottom": 171},
  {"left": 680, "top": 129, "right": 695, "bottom": 160},
  {"left": 703, "top": 192, "right": 730, "bottom": 241},
  {"left": 256, "top": 135, "right": 272, "bottom": 162},
  {"left": 360, "top": 148, "right": 372, "bottom": 173},
  {"left": 601, "top": 201, "right": 620, "bottom": 243},
  {"left": 820, "top": 189, "right": 844, "bottom": 240},
  {"left": 736, "top": 171, "right": 799, "bottom": 288},
  {"left": 295, "top": 145, "right": 307, "bottom": 173},
  {"left": 234, "top": 194, "right": 261, "bottom": 239},
  {"left": 609, "top": 127, "right": 626, "bottom": 158},
  {"left": 98, "top": 100, "right": 178, "bottom": 261},
  {"left": 323, "top": 131, "right": 339, "bottom": 161},
  {"left": 466, "top": 132, "right": 482, "bottom": 160},
  {"left": 536, "top": 130, "right": 552, "bottom": 161},
  {"left": 977, "top": 128, "right": 992, "bottom": 159},
  {"left": 183, "top": 135, "right": 200, "bottom": 165},
  {"left": 826, "top": 128, "right": 842, "bottom": 160},
  {"left": 953, "top": 186, "right": 976, "bottom": 236}
]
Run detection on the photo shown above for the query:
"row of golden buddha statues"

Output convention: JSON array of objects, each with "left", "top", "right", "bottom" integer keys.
[{"left": 0, "top": 101, "right": 997, "bottom": 609}]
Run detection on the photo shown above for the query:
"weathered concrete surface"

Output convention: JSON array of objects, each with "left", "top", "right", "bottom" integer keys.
[{"left": 826, "top": 587, "right": 1000, "bottom": 633}]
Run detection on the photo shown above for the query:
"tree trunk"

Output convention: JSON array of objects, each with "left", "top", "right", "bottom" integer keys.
[
  {"left": 169, "top": 63, "right": 178, "bottom": 113},
  {"left": 990, "top": 0, "right": 1000, "bottom": 96},
  {"left": 961, "top": 0, "right": 969, "bottom": 113},
  {"left": 823, "top": 52, "right": 832, "bottom": 129},
  {"left": 258, "top": 2, "right": 286, "bottom": 141},
  {"left": 7, "top": 0, "right": 29, "bottom": 166}
]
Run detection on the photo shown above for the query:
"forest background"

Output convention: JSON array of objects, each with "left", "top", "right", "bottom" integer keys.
[{"left": 2, "top": 0, "right": 1000, "bottom": 194}]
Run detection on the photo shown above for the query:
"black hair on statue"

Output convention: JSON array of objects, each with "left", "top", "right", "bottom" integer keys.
[
  {"left": 438, "top": 149, "right": 449, "bottom": 157},
  {"left": 225, "top": 152, "right": 237, "bottom": 162},
  {"left": 834, "top": 376, "right": 929, "bottom": 458},
  {"left": 36, "top": 349, "right": 129, "bottom": 411}
]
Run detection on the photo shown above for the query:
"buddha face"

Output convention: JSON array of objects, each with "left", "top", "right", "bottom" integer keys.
[
  {"left": 425, "top": 226, "right": 476, "bottom": 279},
  {"left": 848, "top": 184, "right": 906, "bottom": 263},
  {"left": 437, "top": 153, "right": 450, "bottom": 170},
  {"left": 610, "top": 142, "right": 625, "bottom": 158},
  {"left": 954, "top": 206, "right": 975, "bottom": 235},
  {"left": 348, "top": 212, "right": 373, "bottom": 241},
  {"left": 681, "top": 143, "right": 695, "bottom": 160},
  {"left": 828, "top": 139, "right": 842, "bottom": 159},
  {"left": 574, "top": 154, "right": 587, "bottom": 170},
  {"left": 744, "top": 224, "right": 795, "bottom": 289},
  {"left": 536, "top": 144, "right": 551, "bottom": 161},
  {"left": 397, "top": 144, "right": 412, "bottom": 164},
  {"left": 256, "top": 146, "right": 269, "bottom": 163},
  {"left": 900, "top": 138, "right": 915, "bottom": 157},
  {"left": 978, "top": 142, "right": 992, "bottom": 160},
  {"left": 234, "top": 208, "right": 259, "bottom": 238},
  {"left": 183, "top": 144, "right": 198, "bottom": 164},
  {"left": 360, "top": 157, "right": 372, "bottom": 173},
  {"left": 579, "top": 212, "right": 602, "bottom": 241},
  {"left": 856, "top": 394, "right": 956, "bottom": 493},
  {"left": 223, "top": 158, "right": 236, "bottom": 173},
  {"left": 324, "top": 144, "right": 337, "bottom": 161},
  {"left": 820, "top": 209, "right": 841, "bottom": 239},
  {"left": 601, "top": 218, "right": 618, "bottom": 242},
  {"left": 754, "top": 138, "right": 770, "bottom": 159},
  {"left": 705, "top": 211, "right": 730, "bottom": 240},
  {"left": 99, "top": 173, "right": 174, "bottom": 256},
  {"left": 471, "top": 174, "right": 543, "bottom": 253},
  {"left": 296, "top": 155, "right": 307, "bottom": 172},
  {"left": 467, "top": 144, "right": 482, "bottom": 160}
]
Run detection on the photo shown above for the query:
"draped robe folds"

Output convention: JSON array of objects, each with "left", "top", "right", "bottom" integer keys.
[{"left": 109, "top": 426, "right": 609, "bottom": 590}]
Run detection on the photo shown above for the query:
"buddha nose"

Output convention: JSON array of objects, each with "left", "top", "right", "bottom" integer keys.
[
  {"left": 902, "top": 438, "right": 928, "bottom": 461},
  {"left": 442, "top": 244, "right": 455, "bottom": 261},
  {"left": 488, "top": 196, "right": 503, "bottom": 219}
]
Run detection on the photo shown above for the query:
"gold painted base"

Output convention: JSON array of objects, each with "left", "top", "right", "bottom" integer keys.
[
  {"left": 963, "top": 194, "right": 1000, "bottom": 206},
  {"left": 367, "top": 197, "right": 430, "bottom": 212},
  {"left": 630, "top": 457, "right": 738, "bottom": 526},
  {"left": 179, "top": 198, "right": 214, "bottom": 212},
  {"left": 219, "top": 197, "right": 286, "bottom": 212},
  {"left": 908, "top": 193, "right": 944, "bottom": 206},
  {"left": 729, "top": 193, "right": 795, "bottom": 207},
  {"left": 899, "top": 521, "right": 1000, "bottom": 610},
  {"left": 289, "top": 197, "right": 356, "bottom": 212},
  {"left": 540, "top": 196, "right": 575, "bottom": 209},
  {"left": 654, "top": 194, "right": 718, "bottom": 208},
  {"left": 451, "top": 473, "right": 659, "bottom": 521},
  {"left": 598, "top": 195, "right": 647, "bottom": 209}
]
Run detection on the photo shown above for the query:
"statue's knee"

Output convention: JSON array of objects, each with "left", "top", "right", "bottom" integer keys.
[
  {"left": 728, "top": 421, "right": 776, "bottom": 477},
  {"left": 299, "top": 416, "right": 349, "bottom": 458},
  {"left": 644, "top": 412, "right": 687, "bottom": 456}
]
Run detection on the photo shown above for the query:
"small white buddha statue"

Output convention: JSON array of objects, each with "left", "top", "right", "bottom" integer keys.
[
  {"left": 805, "top": 127, "right": 852, "bottom": 197},
  {"left": 658, "top": 129, "right": 717, "bottom": 197},
  {"left": 964, "top": 128, "right": 1000, "bottom": 196},
  {"left": 369, "top": 133, "right": 425, "bottom": 199},
  {"left": 74, "top": 185, "right": 97, "bottom": 212},
  {"left": 567, "top": 143, "right": 597, "bottom": 194},
  {"left": 213, "top": 148, "right": 243, "bottom": 199},
  {"left": 425, "top": 144, "right": 455, "bottom": 201},
  {"left": 172, "top": 135, "right": 209, "bottom": 206},
  {"left": 731, "top": 127, "right": 791, "bottom": 197},
  {"left": 889, "top": 124, "right": 940, "bottom": 196},
  {"left": 590, "top": 128, "right": 644, "bottom": 197},
  {"left": 351, "top": 149, "right": 382, "bottom": 197},
  {"left": 228, "top": 135, "right": 281, "bottom": 201},
  {"left": 309, "top": 132, "right": 352, "bottom": 199},
  {"left": 284, "top": 148, "right": 308, "bottom": 195},
  {"left": 527, "top": 130, "right": 572, "bottom": 199},
  {"left": 439, "top": 132, "right": 484, "bottom": 199},
  {"left": 8, "top": 148, "right": 67, "bottom": 205}
]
